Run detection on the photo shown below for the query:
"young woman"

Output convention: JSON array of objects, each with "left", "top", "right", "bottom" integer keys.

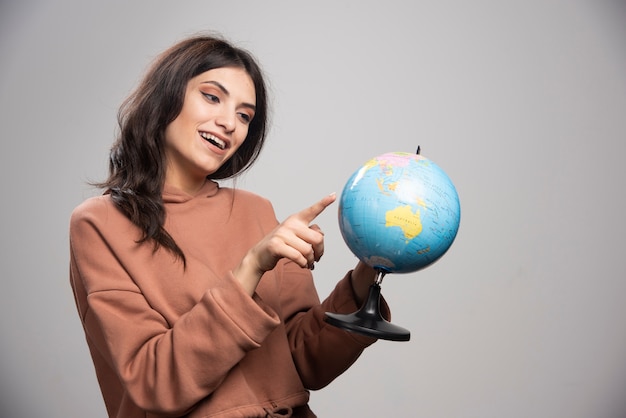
[{"left": 69, "top": 34, "right": 387, "bottom": 418}]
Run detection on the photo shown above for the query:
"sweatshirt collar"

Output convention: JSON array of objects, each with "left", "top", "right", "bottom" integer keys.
[{"left": 162, "top": 180, "right": 219, "bottom": 203}]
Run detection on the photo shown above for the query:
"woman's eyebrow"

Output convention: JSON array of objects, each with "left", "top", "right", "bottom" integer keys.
[{"left": 201, "top": 80, "right": 256, "bottom": 111}]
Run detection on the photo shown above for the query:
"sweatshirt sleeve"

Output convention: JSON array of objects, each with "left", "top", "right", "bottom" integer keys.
[
  {"left": 278, "top": 260, "right": 391, "bottom": 390},
  {"left": 69, "top": 199, "right": 281, "bottom": 415}
]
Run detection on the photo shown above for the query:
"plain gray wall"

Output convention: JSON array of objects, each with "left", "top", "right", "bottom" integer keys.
[{"left": 1, "top": 1, "right": 625, "bottom": 417}]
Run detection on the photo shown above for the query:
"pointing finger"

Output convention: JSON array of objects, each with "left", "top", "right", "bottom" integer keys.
[{"left": 297, "top": 192, "right": 337, "bottom": 223}]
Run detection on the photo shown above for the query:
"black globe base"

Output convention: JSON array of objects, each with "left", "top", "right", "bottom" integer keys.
[{"left": 325, "top": 282, "right": 410, "bottom": 342}]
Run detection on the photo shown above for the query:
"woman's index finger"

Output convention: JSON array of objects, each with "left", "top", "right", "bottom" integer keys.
[{"left": 298, "top": 192, "right": 337, "bottom": 223}]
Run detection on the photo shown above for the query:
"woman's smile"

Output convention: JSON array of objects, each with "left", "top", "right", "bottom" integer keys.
[{"left": 199, "top": 131, "right": 228, "bottom": 150}]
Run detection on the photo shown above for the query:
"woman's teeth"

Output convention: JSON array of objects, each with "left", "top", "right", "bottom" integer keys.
[{"left": 200, "top": 132, "right": 225, "bottom": 150}]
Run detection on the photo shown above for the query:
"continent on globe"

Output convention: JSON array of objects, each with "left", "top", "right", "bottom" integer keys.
[{"left": 385, "top": 205, "right": 423, "bottom": 242}]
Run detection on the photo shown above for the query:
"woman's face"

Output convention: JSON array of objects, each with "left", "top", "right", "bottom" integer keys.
[{"left": 164, "top": 66, "right": 256, "bottom": 193}]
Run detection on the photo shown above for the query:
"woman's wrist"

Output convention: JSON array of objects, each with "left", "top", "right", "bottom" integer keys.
[{"left": 233, "top": 252, "right": 265, "bottom": 296}]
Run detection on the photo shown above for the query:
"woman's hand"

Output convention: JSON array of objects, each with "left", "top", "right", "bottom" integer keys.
[
  {"left": 234, "top": 193, "right": 336, "bottom": 295},
  {"left": 350, "top": 261, "right": 379, "bottom": 306}
]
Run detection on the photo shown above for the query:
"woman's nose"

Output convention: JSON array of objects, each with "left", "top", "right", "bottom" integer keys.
[{"left": 215, "top": 109, "right": 236, "bottom": 133}]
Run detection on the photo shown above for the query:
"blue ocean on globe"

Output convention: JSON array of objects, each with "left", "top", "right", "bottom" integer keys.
[{"left": 338, "top": 151, "right": 461, "bottom": 274}]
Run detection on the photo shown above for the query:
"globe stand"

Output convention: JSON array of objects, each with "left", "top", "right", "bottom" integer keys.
[{"left": 324, "top": 269, "right": 410, "bottom": 342}]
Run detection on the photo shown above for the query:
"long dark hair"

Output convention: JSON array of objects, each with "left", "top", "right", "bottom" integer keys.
[{"left": 97, "top": 34, "right": 269, "bottom": 264}]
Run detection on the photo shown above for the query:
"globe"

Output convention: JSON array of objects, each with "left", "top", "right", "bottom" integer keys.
[{"left": 338, "top": 151, "right": 461, "bottom": 274}]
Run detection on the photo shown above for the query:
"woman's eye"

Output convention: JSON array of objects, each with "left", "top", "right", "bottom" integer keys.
[
  {"left": 238, "top": 112, "right": 252, "bottom": 124},
  {"left": 202, "top": 93, "right": 220, "bottom": 103}
]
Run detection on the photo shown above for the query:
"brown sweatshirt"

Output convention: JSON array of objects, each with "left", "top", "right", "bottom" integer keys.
[{"left": 69, "top": 180, "right": 383, "bottom": 417}]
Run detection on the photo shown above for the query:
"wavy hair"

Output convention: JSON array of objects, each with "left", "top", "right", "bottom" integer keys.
[{"left": 97, "top": 34, "right": 269, "bottom": 264}]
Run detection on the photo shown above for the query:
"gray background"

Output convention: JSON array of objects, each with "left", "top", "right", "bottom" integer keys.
[{"left": 1, "top": 1, "right": 626, "bottom": 417}]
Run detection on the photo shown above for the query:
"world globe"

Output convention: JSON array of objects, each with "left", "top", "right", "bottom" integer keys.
[{"left": 338, "top": 151, "right": 461, "bottom": 274}]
